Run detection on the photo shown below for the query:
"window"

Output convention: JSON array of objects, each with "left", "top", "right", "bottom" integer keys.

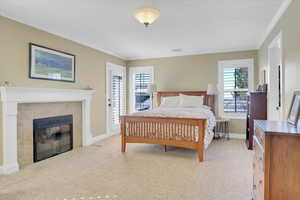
[
  {"left": 129, "top": 66, "right": 154, "bottom": 113},
  {"left": 218, "top": 59, "right": 254, "bottom": 119}
]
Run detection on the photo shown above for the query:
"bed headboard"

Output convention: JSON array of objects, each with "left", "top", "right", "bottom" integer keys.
[{"left": 157, "top": 91, "right": 215, "bottom": 112}]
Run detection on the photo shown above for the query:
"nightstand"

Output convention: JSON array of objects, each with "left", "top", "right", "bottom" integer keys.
[{"left": 214, "top": 119, "right": 230, "bottom": 139}]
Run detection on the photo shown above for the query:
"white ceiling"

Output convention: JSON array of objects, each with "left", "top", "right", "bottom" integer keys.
[{"left": 0, "top": 0, "right": 286, "bottom": 60}]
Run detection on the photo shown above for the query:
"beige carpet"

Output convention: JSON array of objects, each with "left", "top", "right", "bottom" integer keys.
[{"left": 0, "top": 136, "right": 253, "bottom": 200}]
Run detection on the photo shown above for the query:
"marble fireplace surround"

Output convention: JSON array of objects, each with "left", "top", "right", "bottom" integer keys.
[
  {"left": 0, "top": 87, "right": 95, "bottom": 174},
  {"left": 18, "top": 102, "right": 82, "bottom": 168}
]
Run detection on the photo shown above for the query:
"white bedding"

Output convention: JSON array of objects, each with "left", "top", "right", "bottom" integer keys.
[{"left": 131, "top": 106, "right": 216, "bottom": 149}]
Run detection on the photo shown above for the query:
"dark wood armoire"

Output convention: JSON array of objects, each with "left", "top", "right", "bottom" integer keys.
[{"left": 246, "top": 92, "right": 267, "bottom": 150}]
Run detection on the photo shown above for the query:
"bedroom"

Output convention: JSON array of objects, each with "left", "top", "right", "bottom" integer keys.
[{"left": 0, "top": 0, "right": 300, "bottom": 200}]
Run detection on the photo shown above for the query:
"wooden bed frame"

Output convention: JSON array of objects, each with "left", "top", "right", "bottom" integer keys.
[{"left": 120, "top": 91, "right": 215, "bottom": 162}]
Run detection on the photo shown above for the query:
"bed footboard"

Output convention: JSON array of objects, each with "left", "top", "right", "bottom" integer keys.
[{"left": 120, "top": 116, "right": 206, "bottom": 162}]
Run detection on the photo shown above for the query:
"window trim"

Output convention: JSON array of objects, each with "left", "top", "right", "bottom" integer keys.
[
  {"left": 218, "top": 59, "right": 254, "bottom": 119},
  {"left": 129, "top": 66, "right": 154, "bottom": 113}
]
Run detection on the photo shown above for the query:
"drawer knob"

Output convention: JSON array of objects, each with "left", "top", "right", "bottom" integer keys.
[{"left": 259, "top": 180, "right": 263, "bottom": 184}]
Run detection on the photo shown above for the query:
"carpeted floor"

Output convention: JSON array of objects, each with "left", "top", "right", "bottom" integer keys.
[{"left": 0, "top": 136, "right": 253, "bottom": 200}]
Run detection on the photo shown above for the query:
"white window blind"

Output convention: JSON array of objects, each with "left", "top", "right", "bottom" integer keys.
[
  {"left": 218, "top": 59, "right": 254, "bottom": 119},
  {"left": 111, "top": 75, "right": 124, "bottom": 125},
  {"left": 134, "top": 72, "right": 151, "bottom": 111},
  {"left": 129, "top": 67, "right": 154, "bottom": 112}
]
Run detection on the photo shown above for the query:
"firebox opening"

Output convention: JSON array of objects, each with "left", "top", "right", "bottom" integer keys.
[{"left": 33, "top": 115, "right": 73, "bottom": 162}]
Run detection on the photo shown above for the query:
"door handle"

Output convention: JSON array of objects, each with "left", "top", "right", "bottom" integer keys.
[
  {"left": 108, "top": 98, "right": 111, "bottom": 107},
  {"left": 278, "top": 65, "right": 281, "bottom": 109}
]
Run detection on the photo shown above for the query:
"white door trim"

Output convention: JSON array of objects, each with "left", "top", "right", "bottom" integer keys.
[
  {"left": 106, "top": 62, "right": 126, "bottom": 136},
  {"left": 267, "top": 32, "right": 284, "bottom": 120}
]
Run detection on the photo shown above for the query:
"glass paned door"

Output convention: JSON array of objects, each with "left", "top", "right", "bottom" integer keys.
[{"left": 106, "top": 64, "right": 125, "bottom": 134}]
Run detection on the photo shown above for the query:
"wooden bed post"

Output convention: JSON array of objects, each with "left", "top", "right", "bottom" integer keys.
[
  {"left": 121, "top": 116, "right": 126, "bottom": 152},
  {"left": 198, "top": 120, "right": 206, "bottom": 162}
]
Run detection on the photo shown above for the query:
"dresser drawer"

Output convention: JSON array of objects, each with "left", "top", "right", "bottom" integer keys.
[
  {"left": 257, "top": 177, "right": 264, "bottom": 200},
  {"left": 253, "top": 156, "right": 264, "bottom": 199},
  {"left": 253, "top": 162, "right": 264, "bottom": 200},
  {"left": 253, "top": 134, "right": 265, "bottom": 200},
  {"left": 254, "top": 136, "right": 264, "bottom": 171},
  {"left": 255, "top": 127, "right": 265, "bottom": 147}
]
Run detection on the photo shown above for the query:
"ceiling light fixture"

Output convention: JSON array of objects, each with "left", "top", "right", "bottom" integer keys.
[{"left": 134, "top": 8, "right": 160, "bottom": 27}]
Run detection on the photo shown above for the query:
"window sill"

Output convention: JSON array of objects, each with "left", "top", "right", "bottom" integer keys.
[{"left": 220, "top": 114, "right": 247, "bottom": 120}]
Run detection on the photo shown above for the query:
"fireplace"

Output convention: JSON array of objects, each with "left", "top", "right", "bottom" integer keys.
[{"left": 33, "top": 115, "right": 73, "bottom": 162}]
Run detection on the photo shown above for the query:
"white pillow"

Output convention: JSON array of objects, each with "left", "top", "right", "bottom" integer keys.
[
  {"left": 160, "top": 96, "right": 180, "bottom": 108},
  {"left": 179, "top": 94, "right": 204, "bottom": 107}
]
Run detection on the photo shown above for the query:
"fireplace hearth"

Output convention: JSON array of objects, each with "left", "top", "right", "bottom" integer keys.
[{"left": 33, "top": 115, "right": 73, "bottom": 162}]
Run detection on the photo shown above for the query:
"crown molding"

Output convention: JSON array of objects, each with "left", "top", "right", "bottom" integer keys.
[
  {"left": 0, "top": 12, "right": 258, "bottom": 62},
  {"left": 1, "top": 0, "right": 287, "bottom": 62},
  {"left": 0, "top": 12, "right": 127, "bottom": 60},
  {"left": 125, "top": 47, "right": 257, "bottom": 61},
  {"left": 258, "top": 0, "right": 293, "bottom": 48}
]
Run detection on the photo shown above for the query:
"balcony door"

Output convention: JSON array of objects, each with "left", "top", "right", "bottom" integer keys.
[{"left": 106, "top": 63, "right": 126, "bottom": 135}]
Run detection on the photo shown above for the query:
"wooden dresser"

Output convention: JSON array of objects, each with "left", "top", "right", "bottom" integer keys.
[
  {"left": 253, "top": 120, "right": 300, "bottom": 200},
  {"left": 246, "top": 92, "right": 267, "bottom": 150}
]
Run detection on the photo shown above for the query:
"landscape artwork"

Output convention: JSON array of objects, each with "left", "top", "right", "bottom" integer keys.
[{"left": 29, "top": 43, "right": 75, "bottom": 82}]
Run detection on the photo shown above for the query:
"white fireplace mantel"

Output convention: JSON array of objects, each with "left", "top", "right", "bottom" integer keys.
[{"left": 0, "top": 87, "right": 95, "bottom": 174}]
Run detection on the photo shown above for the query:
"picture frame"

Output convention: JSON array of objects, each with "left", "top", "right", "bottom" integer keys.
[
  {"left": 29, "top": 43, "right": 76, "bottom": 82},
  {"left": 288, "top": 91, "right": 300, "bottom": 127}
]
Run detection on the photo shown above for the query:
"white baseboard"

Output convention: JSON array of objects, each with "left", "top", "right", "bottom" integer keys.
[
  {"left": 215, "top": 132, "right": 246, "bottom": 139},
  {"left": 90, "top": 133, "right": 115, "bottom": 144},
  {"left": 0, "top": 163, "right": 19, "bottom": 175},
  {"left": 229, "top": 133, "right": 246, "bottom": 139}
]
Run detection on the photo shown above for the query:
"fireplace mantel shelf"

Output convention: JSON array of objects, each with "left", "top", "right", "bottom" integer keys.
[
  {"left": 0, "top": 87, "right": 94, "bottom": 103},
  {"left": 0, "top": 87, "right": 95, "bottom": 174}
]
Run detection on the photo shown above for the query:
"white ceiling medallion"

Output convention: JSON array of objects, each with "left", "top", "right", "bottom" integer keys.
[{"left": 133, "top": 8, "right": 160, "bottom": 27}]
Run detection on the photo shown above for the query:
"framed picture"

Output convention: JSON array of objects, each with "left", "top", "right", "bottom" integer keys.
[
  {"left": 29, "top": 43, "right": 75, "bottom": 82},
  {"left": 288, "top": 91, "right": 300, "bottom": 126}
]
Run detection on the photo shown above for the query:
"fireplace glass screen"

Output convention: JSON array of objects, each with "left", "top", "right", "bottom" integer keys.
[{"left": 33, "top": 115, "right": 73, "bottom": 162}]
